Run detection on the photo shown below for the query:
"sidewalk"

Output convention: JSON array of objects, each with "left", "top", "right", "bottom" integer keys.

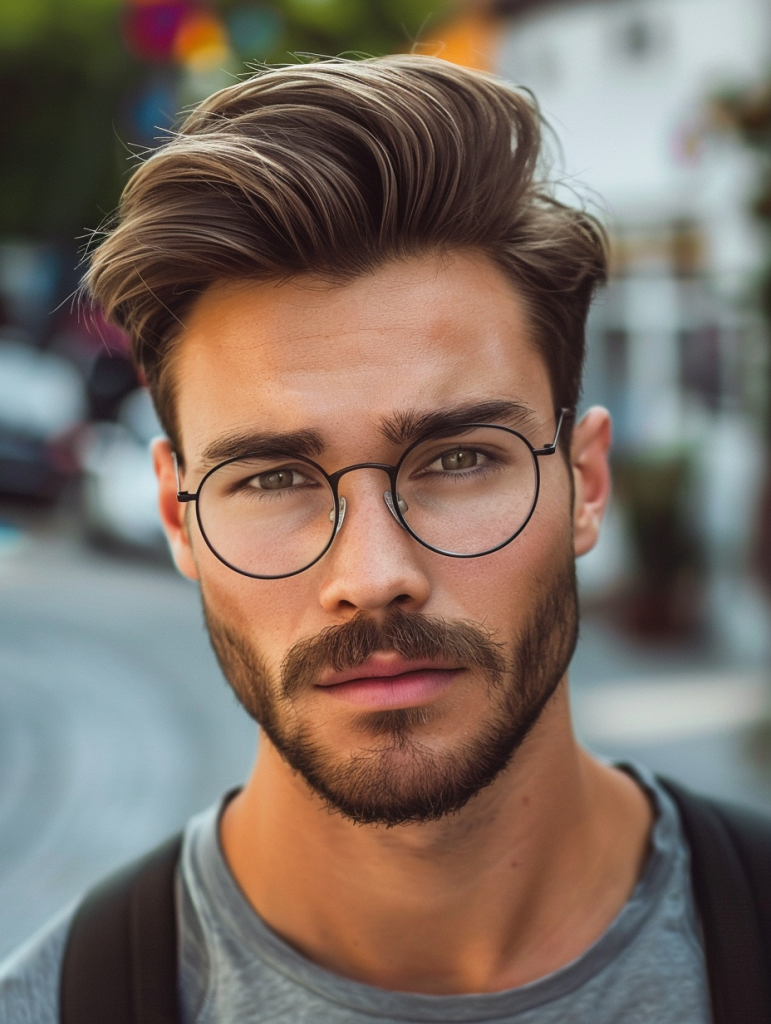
[{"left": 571, "top": 615, "right": 771, "bottom": 813}]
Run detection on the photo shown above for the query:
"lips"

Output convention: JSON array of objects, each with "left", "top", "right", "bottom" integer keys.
[{"left": 316, "top": 657, "right": 460, "bottom": 709}]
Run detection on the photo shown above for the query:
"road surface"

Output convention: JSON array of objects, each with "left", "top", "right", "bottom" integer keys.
[{"left": 0, "top": 519, "right": 254, "bottom": 958}]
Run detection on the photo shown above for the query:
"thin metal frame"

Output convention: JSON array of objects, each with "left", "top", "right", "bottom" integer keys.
[{"left": 175, "top": 408, "right": 568, "bottom": 580}]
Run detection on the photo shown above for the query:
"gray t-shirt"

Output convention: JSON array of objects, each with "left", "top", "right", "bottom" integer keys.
[{"left": 0, "top": 766, "right": 712, "bottom": 1023}]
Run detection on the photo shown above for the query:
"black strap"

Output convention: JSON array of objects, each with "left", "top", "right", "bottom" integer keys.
[
  {"left": 660, "top": 777, "right": 771, "bottom": 1024},
  {"left": 60, "top": 784, "right": 771, "bottom": 1024},
  {"left": 60, "top": 832, "right": 183, "bottom": 1024}
]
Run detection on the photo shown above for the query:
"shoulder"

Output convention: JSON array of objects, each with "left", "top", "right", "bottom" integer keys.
[{"left": 0, "top": 905, "right": 74, "bottom": 1024}]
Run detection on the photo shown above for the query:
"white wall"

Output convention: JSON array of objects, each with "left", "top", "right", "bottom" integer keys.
[
  {"left": 497, "top": 0, "right": 771, "bottom": 606},
  {"left": 496, "top": 0, "right": 771, "bottom": 234}
]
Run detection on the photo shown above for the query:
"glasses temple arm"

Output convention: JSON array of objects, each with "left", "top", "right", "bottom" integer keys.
[
  {"left": 173, "top": 452, "right": 196, "bottom": 502},
  {"left": 532, "top": 407, "right": 569, "bottom": 456}
]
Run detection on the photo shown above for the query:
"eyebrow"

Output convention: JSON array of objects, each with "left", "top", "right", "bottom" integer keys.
[
  {"left": 199, "top": 428, "right": 325, "bottom": 466},
  {"left": 379, "top": 400, "right": 542, "bottom": 447},
  {"left": 196, "top": 399, "right": 543, "bottom": 469}
]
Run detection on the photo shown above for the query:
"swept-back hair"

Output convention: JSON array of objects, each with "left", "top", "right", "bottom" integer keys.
[{"left": 85, "top": 54, "right": 607, "bottom": 452}]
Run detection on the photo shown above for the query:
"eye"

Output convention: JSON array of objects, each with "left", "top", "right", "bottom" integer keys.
[
  {"left": 251, "top": 468, "right": 310, "bottom": 490},
  {"left": 439, "top": 448, "right": 479, "bottom": 471}
]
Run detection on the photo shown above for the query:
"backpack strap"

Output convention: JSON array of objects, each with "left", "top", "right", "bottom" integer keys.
[
  {"left": 58, "top": 783, "right": 771, "bottom": 1023},
  {"left": 659, "top": 777, "right": 771, "bottom": 1024},
  {"left": 60, "top": 832, "right": 183, "bottom": 1024}
]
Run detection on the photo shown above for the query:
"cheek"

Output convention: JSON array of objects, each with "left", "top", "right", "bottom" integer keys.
[
  {"left": 432, "top": 488, "right": 571, "bottom": 622},
  {"left": 198, "top": 556, "right": 323, "bottom": 672}
]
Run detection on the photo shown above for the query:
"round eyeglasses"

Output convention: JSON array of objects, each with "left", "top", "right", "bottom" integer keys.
[{"left": 175, "top": 410, "right": 568, "bottom": 580}]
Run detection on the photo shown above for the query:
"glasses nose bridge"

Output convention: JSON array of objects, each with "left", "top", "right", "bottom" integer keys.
[
  {"left": 329, "top": 460, "right": 396, "bottom": 488},
  {"left": 329, "top": 461, "right": 402, "bottom": 528}
]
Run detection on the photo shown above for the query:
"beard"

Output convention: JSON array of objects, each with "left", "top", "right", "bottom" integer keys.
[{"left": 204, "top": 559, "right": 579, "bottom": 827}]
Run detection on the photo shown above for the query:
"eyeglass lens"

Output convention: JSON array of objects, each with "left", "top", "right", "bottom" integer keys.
[{"left": 196, "top": 426, "right": 538, "bottom": 578}]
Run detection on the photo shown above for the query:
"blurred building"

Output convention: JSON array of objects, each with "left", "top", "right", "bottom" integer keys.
[
  {"left": 494, "top": 0, "right": 769, "bottom": 427},
  {"left": 432, "top": 0, "right": 771, "bottom": 640}
]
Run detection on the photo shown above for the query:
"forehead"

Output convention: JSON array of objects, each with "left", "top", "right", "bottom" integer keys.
[{"left": 174, "top": 252, "right": 553, "bottom": 462}]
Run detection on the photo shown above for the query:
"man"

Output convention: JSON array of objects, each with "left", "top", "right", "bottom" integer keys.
[{"left": 1, "top": 55, "right": 769, "bottom": 1024}]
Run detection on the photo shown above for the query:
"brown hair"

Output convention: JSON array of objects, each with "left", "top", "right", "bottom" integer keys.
[{"left": 85, "top": 54, "right": 607, "bottom": 454}]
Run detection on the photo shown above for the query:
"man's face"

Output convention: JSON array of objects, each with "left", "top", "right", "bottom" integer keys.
[{"left": 164, "top": 253, "right": 580, "bottom": 825}]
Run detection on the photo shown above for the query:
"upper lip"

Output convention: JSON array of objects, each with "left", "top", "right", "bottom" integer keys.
[{"left": 316, "top": 657, "right": 458, "bottom": 688}]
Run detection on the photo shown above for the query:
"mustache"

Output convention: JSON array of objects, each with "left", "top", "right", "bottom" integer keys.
[{"left": 280, "top": 607, "right": 508, "bottom": 700}]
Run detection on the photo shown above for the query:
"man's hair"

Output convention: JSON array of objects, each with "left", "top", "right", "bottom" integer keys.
[{"left": 85, "top": 55, "right": 607, "bottom": 454}]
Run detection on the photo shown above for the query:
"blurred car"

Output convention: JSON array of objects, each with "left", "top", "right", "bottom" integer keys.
[
  {"left": 51, "top": 309, "right": 141, "bottom": 422},
  {"left": 0, "top": 336, "right": 86, "bottom": 500},
  {"left": 79, "top": 388, "right": 168, "bottom": 554}
]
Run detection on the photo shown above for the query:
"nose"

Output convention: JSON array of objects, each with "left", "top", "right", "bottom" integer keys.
[
  {"left": 329, "top": 491, "right": 405, "bottom": 534},
  {"left": 317, "top": 468, "right": 431, "bottom": 616}
]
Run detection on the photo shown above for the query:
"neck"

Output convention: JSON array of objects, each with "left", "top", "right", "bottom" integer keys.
[{"left": 220, "top": 683, "right": 652, "bottom": 994}]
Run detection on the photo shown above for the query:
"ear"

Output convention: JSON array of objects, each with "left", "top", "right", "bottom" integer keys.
[
  {"left": 152, "top": 437, "right": 199, "bottom": 581},
  {"left": 571, "top": 406, "right": 612, "bottom": 558}
]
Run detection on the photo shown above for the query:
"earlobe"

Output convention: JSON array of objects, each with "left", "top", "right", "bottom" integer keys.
[
  {"left": 152, "top": 437, "right": 199, "bottom": 580},
  {"left": 571, "top": 407, "right": 612, "bottom": 558}
]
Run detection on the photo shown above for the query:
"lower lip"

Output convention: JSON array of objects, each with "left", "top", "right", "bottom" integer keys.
[{"left": 319, "top": 669, "right": 459, "bottom": 708}]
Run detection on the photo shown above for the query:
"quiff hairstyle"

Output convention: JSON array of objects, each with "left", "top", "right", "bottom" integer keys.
[{"left": 85, "top": 55, "right": 607, "bottom": 455}]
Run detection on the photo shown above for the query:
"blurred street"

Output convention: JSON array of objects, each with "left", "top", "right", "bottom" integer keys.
[
  {"left": 3, "top": 0, "right": 771, "bottom": 999},
  {"left": 2, "top": 501, "right": 771, "bottom": 960},
  {"left": 572, "top": 616, "right": 771, "bottom": 814},
  {"left": 0, "top": 504, "right": 255, "bottom": 959}
]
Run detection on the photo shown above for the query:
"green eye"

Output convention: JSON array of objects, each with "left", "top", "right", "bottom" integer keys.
[
  {"left": 442, "top": 449, "right": 478, "bottom": 471},
  {"left": 258, "top": 470, "right": 294, "bottom": 489}
]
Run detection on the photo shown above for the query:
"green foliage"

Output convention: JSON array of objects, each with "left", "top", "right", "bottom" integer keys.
[
  {"left": 0, "top": 0, "right": 453, "bottom": 240},
  {"left": 0, "top": 0, "right": 123, "bottom": 59},
  {"left": 281, "top": 0, "right": 368, "bottom": 37},
  {"left": 219, "top": 0, "right": 450, "bottom": 60},
  {"left": 0, "top": 0, "right": 53, "bottom": 51},
  {"left": 0, "top": 3, "right": 133, "bottom": 239}
]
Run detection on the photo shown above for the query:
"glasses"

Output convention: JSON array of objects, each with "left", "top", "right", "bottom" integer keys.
[{"left": 175, "top": 409, "right": 568, "bottom": 580}]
